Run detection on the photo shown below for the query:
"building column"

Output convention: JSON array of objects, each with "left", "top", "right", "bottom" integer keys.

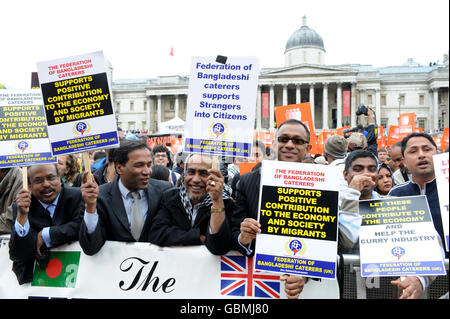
[
  {"left": 296, "top": 84, "right": 301, "bottom": 104},
  {"left": 157, "top": 95, "right": 162, "bottom": 131},
  {"left": 269, "top": 85, "right": 275, "bottom": 129},
  {"left": 375, "top": 89, "right": 381, "bottom": 125},
  {"left": 322, "top": 83, "right": 329, "bottom": 129},
  {"left": 433, "top": 88, "right": 439, "bottom": 132},
  {"left": 350, "top": 83, "right": 357, "bottom": 127},
  {"left": 256, "top": 85, "right": 262, "bottom": 129},
  {"left": 309, "top": 83, "right": 315, "bottom": 129},
  {"left": 174, "top": 95, "right": 179, "bottom": 118},
  {"left": 146, "top": 95, "right": 151, "bottom": 131},
  {"left": 359, "top": 89, "right": 365, "bottom": 105},
  {"left": 282, "top": 84, "right": 288, "bottom": 106},
  {"left": 337, "top": 83, "right": 342, "bottom": 128}
]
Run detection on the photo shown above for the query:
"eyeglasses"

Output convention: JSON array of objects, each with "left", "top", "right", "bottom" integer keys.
[
  {"left": 277, "top": 136, "right": 307, "bottom": 145},
  {"left": 31, "top": 174, "right": 58, "bottom": 185}
]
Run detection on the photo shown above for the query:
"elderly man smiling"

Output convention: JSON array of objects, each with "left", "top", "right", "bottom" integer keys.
[{"left": 149, "top": 153, "right": 236, "bottom": 255}]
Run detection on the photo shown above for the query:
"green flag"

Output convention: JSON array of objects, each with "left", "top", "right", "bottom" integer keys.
[{"left": 32, "top": 251, "right": 81, "bottom": 288}]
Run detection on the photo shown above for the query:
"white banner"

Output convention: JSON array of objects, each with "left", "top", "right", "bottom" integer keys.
[{"left": 0, "top": 240, "right": 339, "bottom": 299}]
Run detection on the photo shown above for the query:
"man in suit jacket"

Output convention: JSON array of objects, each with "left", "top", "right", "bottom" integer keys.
[
  {"left": 149, "top": 153, "right": 236, "bottom": 255},
  {"left": 9, "top": 164, "right": 83, "bottom": 284},
  {"left": 79, "top": 140, "right": 172, "bottom": 256}
]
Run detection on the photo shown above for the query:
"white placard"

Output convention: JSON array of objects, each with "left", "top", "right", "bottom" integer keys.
[
  {"left": 37, "top": 51, "right": 119, "bottom": 156},
  {"left": 183, "top": 56, "right": 259, "bottom": 158},
  {"left": 0, "top": 90, "right": 56, "bottom": 168},
  {"left": 359, "top": 196, "right": 446, "bottom": 277},
  {"left": 254, "top": 160, "right": 340, "bottom": 279}
]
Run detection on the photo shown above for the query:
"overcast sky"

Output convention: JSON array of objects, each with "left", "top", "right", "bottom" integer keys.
[{"left": 1, "top": 0, "right": 448, "bottom": 88}]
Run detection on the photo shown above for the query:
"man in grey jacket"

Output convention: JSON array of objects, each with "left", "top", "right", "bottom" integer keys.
[{"left": 0, "top": 167, "right": 23, "bottom": 234}]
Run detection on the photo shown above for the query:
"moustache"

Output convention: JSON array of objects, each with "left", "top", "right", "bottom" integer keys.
[{"left": 40, "top": 187, "right": 56, "bottom": 195}]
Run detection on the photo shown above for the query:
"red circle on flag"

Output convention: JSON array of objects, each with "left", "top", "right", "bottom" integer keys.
[{"left": 46, "top": 258, "right": 63, "bottom": 278}]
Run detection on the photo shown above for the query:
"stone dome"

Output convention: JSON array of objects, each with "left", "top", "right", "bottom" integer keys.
[{"left": 285, "top": 16, "right": 325, "bottom": 53}]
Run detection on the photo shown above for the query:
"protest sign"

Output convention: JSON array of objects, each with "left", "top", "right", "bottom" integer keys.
[
  {"left": 0, "top": 90, "right": 56, "bottom": 168},
  {"left": 0, "top": 240, "right": 339, "bottom": 299},
  {"left": 274, "top": 102, "right": 318, "bottom": 154},
  {"left": 254, "top": 160, "right": 339, "bottom": 279},
  {"left": 433, "top": 152, "right": 449, "bottom": 251},
  {"left": 37, "top": 51, "right": 119, "bottom": 156},
  {"left": 359, "top": 196, "right": 446, "bottom": 277},
  {"left": 183, "top": 56, "right": 259, "bottom": 158}
]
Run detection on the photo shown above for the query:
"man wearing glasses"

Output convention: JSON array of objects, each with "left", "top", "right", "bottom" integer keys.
[
  {"left": 9, "top": 164, "right": 84, "bottom": 284},
  {"left": 230, "top": 119, "right": 313, "bottom": 299}
]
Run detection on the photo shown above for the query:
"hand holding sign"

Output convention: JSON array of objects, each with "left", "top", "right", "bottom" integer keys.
[
  {"left": 239, "top": 218, "right": 261, "bottom": 246},
  {"left": 80, "top": 171, "right": 99, "bottom": 214},
  {"left": 15, "top": 188, "right": 32, "bottom": 223},
  {"left": 391, "top": 276, "right": 423, "bottom": 299},
  {"left": 206, "top": 168, "right": 224, "bottom": 204}
]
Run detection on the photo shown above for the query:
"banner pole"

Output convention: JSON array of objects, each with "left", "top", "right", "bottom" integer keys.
[
  {"left": 82, "top": 151, "right": 93, "bottom": 182},
  {"left": 21, "top": 167, "right": 28, "bottom": 189}
]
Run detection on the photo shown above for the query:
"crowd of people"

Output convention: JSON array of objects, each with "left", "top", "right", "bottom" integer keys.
[{"left": 0, "top": 114, "right": 448, "bottom": 299}]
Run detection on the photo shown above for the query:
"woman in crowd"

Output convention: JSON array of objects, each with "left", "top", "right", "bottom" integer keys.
[
  {"left": 375, "top": 163, "right": 395, "bottom": 197},
  {"left": 57, "top": 154, "right": 81, "bottom": 186}
]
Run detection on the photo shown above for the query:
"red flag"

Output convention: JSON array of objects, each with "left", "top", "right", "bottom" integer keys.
[{"left": 170, "top": 47, "right": 174, "bottom": 56}]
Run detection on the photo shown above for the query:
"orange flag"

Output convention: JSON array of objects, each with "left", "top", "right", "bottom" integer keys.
[{"left": 274, "top": 102, "right": 319, "bottom": 154}]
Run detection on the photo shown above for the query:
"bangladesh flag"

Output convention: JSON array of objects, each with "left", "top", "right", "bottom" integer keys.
[{"left": 32, "top": 251, "right": 81, "bottom": 288}]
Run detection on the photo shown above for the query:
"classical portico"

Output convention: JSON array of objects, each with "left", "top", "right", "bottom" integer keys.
[{"left": 112, "top": 17, "right": 449, "bottom": 135}]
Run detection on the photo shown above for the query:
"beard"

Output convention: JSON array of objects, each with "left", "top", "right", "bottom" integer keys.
[{"left": 188, "top": 192, "right": 208, "bottom": 203}]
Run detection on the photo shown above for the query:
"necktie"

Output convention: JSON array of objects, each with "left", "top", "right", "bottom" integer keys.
[{"left": 130, "top": 191, "right": 144, "bottom": 241}]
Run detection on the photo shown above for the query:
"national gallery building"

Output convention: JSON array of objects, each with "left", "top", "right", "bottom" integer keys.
[{"left": 111, "top": 17, "right": 449, "bottom": 134}]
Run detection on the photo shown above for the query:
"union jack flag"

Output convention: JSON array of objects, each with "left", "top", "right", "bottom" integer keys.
[{"left": 220, "top": 255, "right": 281, "bottom": 298}]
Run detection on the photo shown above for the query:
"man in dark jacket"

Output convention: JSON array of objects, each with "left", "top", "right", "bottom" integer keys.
[
  {"left": 231, "top": 119, "right": 315, "bottom": 299},
  {"left": 388, "top": 132, "right": 446, "bottom": 298},
  {"left": 9, "top": 164, "right": 83, "bottom": 284},
  {"left": 150, "top": 153, "right": 235, "bottom": 255},
  {"left": 79, "top": 140, "right": 172, "bottom": 256}
]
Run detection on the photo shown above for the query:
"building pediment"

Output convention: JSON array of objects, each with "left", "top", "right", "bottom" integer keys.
[{"left": 260, "top": 64, "right": 356, "bottom": 77}]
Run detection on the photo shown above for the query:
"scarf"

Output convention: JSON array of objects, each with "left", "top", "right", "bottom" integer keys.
[{"left": 179, "top": 177, "right": 231, "bottom": 223}]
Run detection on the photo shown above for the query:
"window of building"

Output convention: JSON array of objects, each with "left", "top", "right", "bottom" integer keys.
[
  {"left": 419, "top": 94, "right": 424, "bottom": 105},
  {"left": 367, "top": 94, "right": 373, "bottom": 105},
  {"left": 130, "top": 101, "right": 134, "bottom": 112},
  {"left": 380, "top": 118, "right": 388, "bottom": 128},
  {"left": 399, "top": 95, "right": 405, "bottom": 106},
  {"left": 116, "top": 102, "right": 120, "bottom": 113},
  {"left": 417, "top": 118, "right": 426, "bottom": 129},
  {"left": 381, "top": 95, "right": 386, "bottom": 106},
  {"left": 144, "top": 101, "right": 147, "bottom": 111}
]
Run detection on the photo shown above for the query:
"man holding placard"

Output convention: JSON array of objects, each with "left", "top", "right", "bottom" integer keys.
[
  {"left": 387, "top": 132, "right": 448, "bottom": 298},
  {"left": 389, "top": 133, "right": 446, "bottom": 252},
  {"left": 9, "top": 164, "right": 84, "bottom": 284},
  {"left": 79, "top": 140, "right": 172, "bottom": 255},
  {"left": 231, "top": 119, "right": 362, "bottom": 298}
]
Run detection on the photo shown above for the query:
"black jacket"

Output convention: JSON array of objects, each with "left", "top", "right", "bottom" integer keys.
[
  {"left": 9, "top": 185, "right": 84, "bottom": 284},
  {"left": 149, "top": 187, "right": 237, "bottom": 255},
  {"left": 79, "top": 177, "right": 172, "bottom": 256}
]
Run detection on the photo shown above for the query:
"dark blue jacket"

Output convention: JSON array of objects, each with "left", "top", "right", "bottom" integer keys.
[{"left": 389, "top": 179, "right": 444, "bottom": 249}]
